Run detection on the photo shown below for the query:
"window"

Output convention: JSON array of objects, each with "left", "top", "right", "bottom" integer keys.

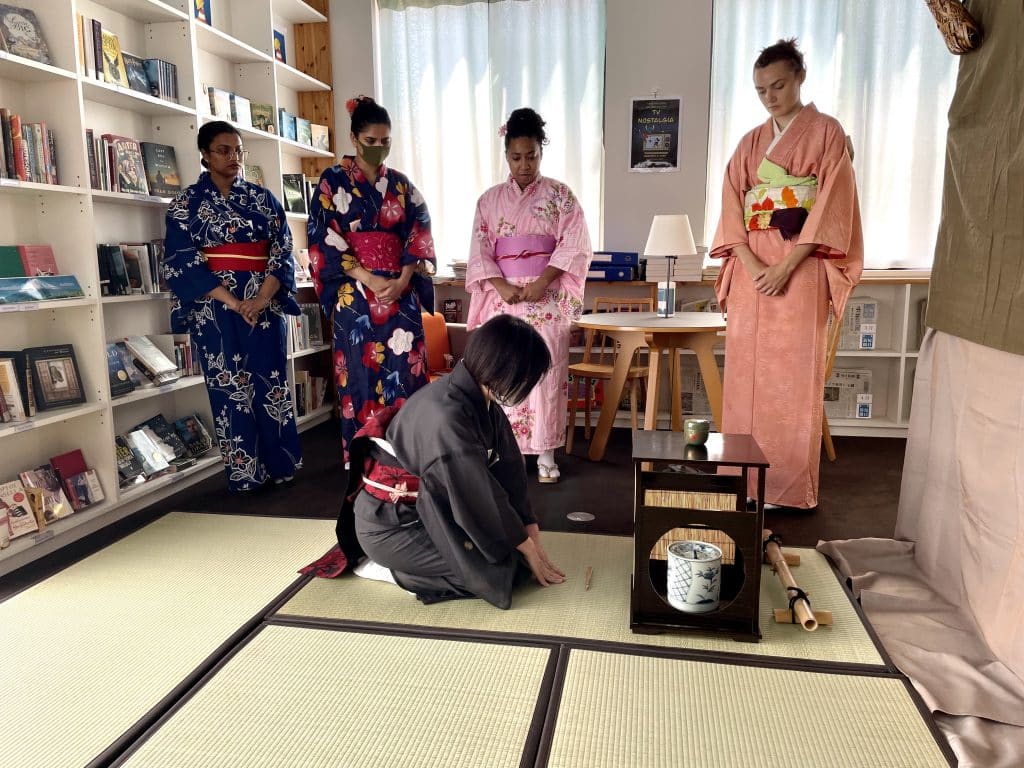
[
  {"left": 706, "top": 1, "right": 958, "bottom": 268},
  {"left": 375, "top": 0, "right": 605, "bottom": 272}
]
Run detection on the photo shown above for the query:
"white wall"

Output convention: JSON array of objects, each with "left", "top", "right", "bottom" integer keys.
[{"left": 328, "top": 0, "right": 714, "bottom": 250}]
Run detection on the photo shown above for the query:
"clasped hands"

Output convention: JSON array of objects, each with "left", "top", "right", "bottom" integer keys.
[
  {"left": 368, "top": 274, "right": 410, "bottom": 304},
  {"left": 496, "top": 278, "right": 547, "bottom": 305},
  {"left": 228, "top": 295, "right": 270, "bottom": 327}
]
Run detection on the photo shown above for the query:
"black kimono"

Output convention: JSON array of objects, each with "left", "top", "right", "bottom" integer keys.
[{"left": 338, "top": 361, "right": 535, "bottom": 609}]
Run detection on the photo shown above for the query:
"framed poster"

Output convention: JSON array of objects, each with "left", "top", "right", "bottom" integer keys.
[{"left": 629, "top": 97, "right": 681, "bottom": 172}]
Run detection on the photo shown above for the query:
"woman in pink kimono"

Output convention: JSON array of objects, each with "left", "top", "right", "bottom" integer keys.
[
  {"left": 711, "top": 39, "right": 863, "bottom": 510},
  {"left": 466, "top": 108, "right": 592, "bottom": 484}
]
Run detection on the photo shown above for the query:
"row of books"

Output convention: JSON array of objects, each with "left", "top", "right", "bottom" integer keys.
[
  {"left": 294, "top": 371, "right": 328, "bottom": 418},
  {"left": 289, "top": 304, "right": 326, "bottom": 351},
  {"left": 0, "top": 449, "right": 104, "bottom": 546},
  {"left": 108, "top": 335, "right": 192, "bottom": 396},
  {"left": 0, "top": 244, "right": 58, "bottom": 279},
  {"left": 85, "top": 131, "right": 181, "bottom": 198},
  {"left": 97, "top": 240, "right": 168, "bottom": 296},
  {"left": 116, "top": 411, "right": 214, "bottom": 488},
  {"left": 278, "top": 109, "right": 329, "bottom": 150},
  {"left": 77, "top": 14, "right": 179, "bottom": 103},
  {"left": 0, "top": 345, "right": 86, "bottom": 421},
  {"left": 0, "top": 107, "right": 59, "bottom": 185},
  {"left": 0, "top": 5, "right": 51, "bottom": 65},
  {"left": 206, "top": 87, "right": 274, "bottom": 133}
]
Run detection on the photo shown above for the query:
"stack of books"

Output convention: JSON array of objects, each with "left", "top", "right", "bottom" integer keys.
[
  {"left": 84, "top": 132, "right": 181, "bottom": 198},
  {"left": 645, "top": 253, "right": 703, "bottom": 283},
  {"left": 0, "top": 107, "right": 59, "bottom": 185}
]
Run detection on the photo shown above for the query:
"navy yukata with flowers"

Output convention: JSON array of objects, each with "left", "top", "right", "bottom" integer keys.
[
  {"left": 307, "top": 156, "right": 436, "bottom": 460},
  {"left": 163, "top": 172, "right": 302, "bottom": 491}
]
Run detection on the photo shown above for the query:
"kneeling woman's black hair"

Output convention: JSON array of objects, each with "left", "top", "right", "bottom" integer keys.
[{"left": 462, "top": 315, "right": 551, "bottom": 406}]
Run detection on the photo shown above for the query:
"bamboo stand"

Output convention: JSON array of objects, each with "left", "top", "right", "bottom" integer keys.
[{"left": 763, "top": 530, "right": 833, "bottom": 631}]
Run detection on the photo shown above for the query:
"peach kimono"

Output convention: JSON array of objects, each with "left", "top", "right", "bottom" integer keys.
[{"left": 711, "top": 104, "right": 863, "bottom": 507}]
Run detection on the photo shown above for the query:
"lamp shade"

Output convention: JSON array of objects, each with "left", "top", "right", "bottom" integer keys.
[{"left": 643, "top": 214, "right": 698, "bottom": 257}]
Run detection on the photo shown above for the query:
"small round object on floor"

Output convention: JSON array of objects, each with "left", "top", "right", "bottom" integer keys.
[{"left": 567, "top": 511, "right": 595, "bottom": 522}]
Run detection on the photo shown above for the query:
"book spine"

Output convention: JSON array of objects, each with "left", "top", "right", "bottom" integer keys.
[
  {"left": 46, "top": 128, "right": 58, "bottom": 185},
  {"left": 22, "top": 125, "right": 36, "bottom": 183},
  {"left": 10, "top": 114, "right": 25, "bottom": 181},
  {"left": 85, "top": 129, "right": 97, "bottom": 189},
  {"left": 91, "top": 19, "right": 104, "bottom": 82},
  {"left": 0, "top": 109, "right": 13, "bottom": 178},
  {"left": 33, "top": 124, "right": 48, "bottom": 185}
]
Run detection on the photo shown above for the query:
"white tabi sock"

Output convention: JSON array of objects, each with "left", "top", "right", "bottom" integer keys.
[{"left": 353, "top": 558, "right": 398, "bottom": 585}]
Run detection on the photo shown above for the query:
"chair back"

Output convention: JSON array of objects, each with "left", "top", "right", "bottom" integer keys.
[
  {"left": 421, "top": 311, "right": 451, "bottom": 373},
  {"left": 584, "top": 296, "right": 652, "bottom": 365}
]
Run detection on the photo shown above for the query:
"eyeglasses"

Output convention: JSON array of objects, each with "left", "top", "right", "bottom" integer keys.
[{"left": 210, "top": 147, "right": 249, "bottom": 159}]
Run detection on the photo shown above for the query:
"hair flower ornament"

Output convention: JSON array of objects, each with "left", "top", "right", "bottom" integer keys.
[{"left": 497, "top": 123, "right": 507, "bottom": 137}]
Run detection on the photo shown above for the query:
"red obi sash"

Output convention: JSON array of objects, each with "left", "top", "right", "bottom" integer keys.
[
  {"left": 352, "top": 404, "right": 419, "bottom": 504},
  {"left": 349, "top": 231, "right": 403, "bottom": 273},
  {"left": 495, "top": 234, "right": 556, "bottom": 278},
  {"left": 202, "top": 240, "right": 270, "bottom": 271}
]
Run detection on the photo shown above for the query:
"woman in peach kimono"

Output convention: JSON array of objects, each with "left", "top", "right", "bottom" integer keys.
[
  {"left": 711, "top": 39, "right": 863, "bottom": 509},
  {"left": 466, "top": 108, "right": 592, "bottom": 484}
]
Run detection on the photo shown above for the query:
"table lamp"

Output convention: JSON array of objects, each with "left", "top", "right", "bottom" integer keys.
[{"left": 644, "top": 214, "right": 697, "bottom": 318}]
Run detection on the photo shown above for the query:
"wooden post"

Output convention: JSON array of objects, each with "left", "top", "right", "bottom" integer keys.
[{"left": 295, "top": 0, "right": 336, "bottom": 179}]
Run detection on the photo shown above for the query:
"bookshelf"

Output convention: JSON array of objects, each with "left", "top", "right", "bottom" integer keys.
[
  {"left": 434, "top": 270, "right": 930, "bottom": 439},
  {"left": 0, "top": 0, "right": 336, "bottom": 577}
]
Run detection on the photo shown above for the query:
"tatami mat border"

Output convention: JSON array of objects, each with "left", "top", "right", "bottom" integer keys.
[{"left": 107, "top": 619, "right": 566, "bottom": 768}]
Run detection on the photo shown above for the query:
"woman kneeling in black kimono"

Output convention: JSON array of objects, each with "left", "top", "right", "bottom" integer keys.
[{"left": 337, "top": 314, "right": 565, "bottom": 609}]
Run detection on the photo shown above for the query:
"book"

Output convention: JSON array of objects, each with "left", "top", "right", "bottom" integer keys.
[
  {"left": 19, "top": 465, "right": 73, "bottom": 523},
  {"left": 123, "top": 335, "right": 179, "bottom": 383},
  {"left": 0, "top": 244, "right": 25, "bottom": 277},
  {"left": 101, "top": 244, "right": 130, "bottom": 295},
  {"left": 193, "top": 0, "right": 210, "bottom": 25},
  {"left": 0, "top": 356, "right": 26, "bottom": 419},
  {"left": 24, "top": 344, "right": 86, "bottom": 410},
  {"left": 139, "top": 414, "right": 188, "bottom": 460},
  {"left": 122, "top": 51, "right": 151, "bottom": 95},
  {"left": 125, "top": 428, "right": 171, "bottom": 477},
  {"left": 101, "top": 28, "right": 129, "bottom": 88},
  {"left": 278, "top": 109, "right": 297, "bottom": 142},
  {"left": 48, "top": 449, "right": 100, "bottom": 510},
  {"left": 229, "top": 93, "right": 252, "bottom": 127},
  {"left": 244, "top": 163, "right": 264, "bottom": 187},
  {"left": 120, "top": 242, "right": 149, "bottom": 294},
  {"left": 296, "top": 117, "right": 312, "bottom": 146},
  {"left": 106, "top": 342, "right": 135, "bottom": 397},
  {"left": 0, "top": 275, "right": 84, "bottom": 303},
  {"left": 0, "top": 479, "right": 38, "bottom": 538},
  {"left": 143, "top": 58, "right": 177, "bottom": 101},
  {"left": 273, "top": 29, "right": 286, "bottom": 63},
  {"left": 67, "top": 469, "right": 104, "bottom": 509},
  {"left": 281, "top": 173, "right": 306, "bottom": 214},
  {"left": 103, "top": 135, "right": 149, "bottom": 195},
  {"left": 140, "top": 142, "right": 180, "bottom": 197},
  {"left": 17, "top": 244, "right": 57, "bottom": 276},
  {"left": 207, "top": 87, "right": 232, "bottom": 120},
  {"left": 0, "top": 502, "right": 9, "bottom": 547},
  {"left": 251, "top": 103, "right": 274, "bottom": 134},
  {"left": 114, "top": 341, "right": 144, "bottom": 388},
  {"left": 174, "top": 412, "right": 214, "bottom": 457},
  {"left": 0, "top": 348, "right": 34, "bottom": 416},
  {"left": 0, "top": 5, "right": 51, "bottom": 65},
  {"left": 310, "top": 123, "right": 329, "bottom": 151},
  {"left": 115, "top": 434, "right": 146, "bottom": 486}
]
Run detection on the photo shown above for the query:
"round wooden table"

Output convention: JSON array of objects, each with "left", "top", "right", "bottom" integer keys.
[{"left": 573, "top": 311, "right": 727, "bottom": 461}]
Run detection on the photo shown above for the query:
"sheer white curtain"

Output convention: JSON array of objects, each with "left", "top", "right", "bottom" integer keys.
[
  {"left": 706, "top": 1, "right": 958, "bottom": 268},
  {"left": 375, "top": 0, "right": 605, "bottom": 271}
]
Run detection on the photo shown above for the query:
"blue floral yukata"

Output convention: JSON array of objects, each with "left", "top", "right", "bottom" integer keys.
[
  {"left": 164, "top": 172, "right": 302, "bottom": 491},
  {"left": 307, "top": 156, "right": 435, "bottom": 461}
]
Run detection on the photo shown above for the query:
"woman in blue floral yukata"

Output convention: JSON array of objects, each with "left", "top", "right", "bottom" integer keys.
[
  {"left": 307, "top": 95, "right": 436, "bottom": 464},
  {"left": 163, "top": 121, "right": 302, "bottom": 492}
]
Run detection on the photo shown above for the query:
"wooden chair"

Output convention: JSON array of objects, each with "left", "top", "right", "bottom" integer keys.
[
  {"left": 566, "top": 296, "right": 653, "bottom": 454},
  {"left": 822, "top": 315, "right": 842, "bottom": 461}
]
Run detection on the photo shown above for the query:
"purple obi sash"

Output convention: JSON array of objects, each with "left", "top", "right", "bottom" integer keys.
[{"left": 495, "top": 234, "right": 556, "bottom": 278}]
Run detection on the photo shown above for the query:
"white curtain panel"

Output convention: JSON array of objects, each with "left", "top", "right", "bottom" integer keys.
[
  {"left": 706, "top": 0, "right": 958, "bottom": 268},
  {"left": 376, "top": 0, "right": 606, "bottom": 272}
]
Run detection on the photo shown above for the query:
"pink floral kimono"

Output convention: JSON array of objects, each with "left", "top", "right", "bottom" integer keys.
[
  {"left": 466, "top": 175, "right": 592, "bottom": 454},
  {"left": 711, "top": 104, "right": 863, "bottom": 507}
]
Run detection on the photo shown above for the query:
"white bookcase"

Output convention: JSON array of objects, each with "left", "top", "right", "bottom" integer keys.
[
  {"left": 0, "top": 0, "right": 333, "bottom": 576},
  {"left": 434, "top": 270, "right": 930, "bottom": 439}
]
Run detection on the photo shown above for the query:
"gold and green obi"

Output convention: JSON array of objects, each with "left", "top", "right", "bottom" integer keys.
[{"left": 743, "top": 157, "right": 817, "bottom": 240}]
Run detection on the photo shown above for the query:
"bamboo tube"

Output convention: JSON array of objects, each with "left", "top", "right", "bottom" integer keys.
[{"left": 763, "top": 530, "right": 820, "bottom": 632}]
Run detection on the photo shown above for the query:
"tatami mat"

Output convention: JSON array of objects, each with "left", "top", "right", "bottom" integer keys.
[
  {"left": 116, "top": 623, "right": 551, "bottom": 768},
  {"left": 279, "top": 532, "right": 884, "bottom": 666},
  {"left": 1, "top": 512, "right": 335, "bottom": 768},
  {"left": 546, "top": 650, "right": 949, "bottom": 768}
]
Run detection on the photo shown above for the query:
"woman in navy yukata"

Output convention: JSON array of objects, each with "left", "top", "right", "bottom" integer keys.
[
  {"left": 163, "top": 121, "right": 302, "bottom": 492},
  {"left": 307, "top": 95, "right": 436, "bottom": 464}
]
